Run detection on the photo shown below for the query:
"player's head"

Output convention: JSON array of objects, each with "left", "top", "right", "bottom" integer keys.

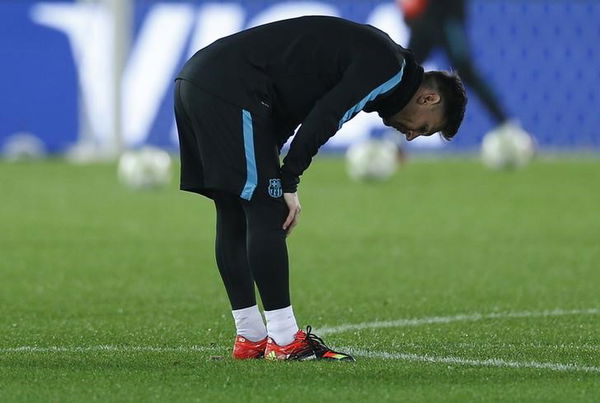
[{"left": 383, "top": 70, "right": 467, "bottom": 141}]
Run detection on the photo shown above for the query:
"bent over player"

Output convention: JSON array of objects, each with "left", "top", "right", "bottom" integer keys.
[{"left": 174, "top": 16, "right": 467, "bottom": 361}]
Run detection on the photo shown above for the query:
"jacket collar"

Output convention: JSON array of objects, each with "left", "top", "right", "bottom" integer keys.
[{"left": 364, "top": 52, "right": 424, "bottom": 119}]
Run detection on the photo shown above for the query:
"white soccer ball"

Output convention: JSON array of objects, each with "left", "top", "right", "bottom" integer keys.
[
  {"left": 346, "top": 138, "right": 398, "bottom": 182},
  {"left": 117, "top": 147, "right": 172, "bottom": 189},
  {"left": 481, "top": 124, "right": 535, "bottom": 170},
  {"left": 2, "top": 132, "right": 46, "bottom": 161}
]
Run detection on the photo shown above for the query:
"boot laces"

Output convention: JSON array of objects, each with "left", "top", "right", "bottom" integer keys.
[
  {"left": 287, "top": 325, "right": 329, "bottom": 360},
  {"left": 303, "top": 325, "right": 329, "bottom": 353}
]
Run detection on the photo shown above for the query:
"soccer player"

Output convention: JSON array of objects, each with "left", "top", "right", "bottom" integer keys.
[
  {"left": 174, "top": 16, "right": 466, "bottom": 361},
  {"left": 398, "top": 0, "right": 515, "bottom": 131}
]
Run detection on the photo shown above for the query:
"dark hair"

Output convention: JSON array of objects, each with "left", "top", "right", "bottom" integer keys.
[{"left": 423, "top": 71, "right": 467, "bottom": 140}]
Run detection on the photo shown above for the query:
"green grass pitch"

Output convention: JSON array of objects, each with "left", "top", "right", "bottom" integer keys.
[{"left": 1, "top": 156, "right": 599, "bottom": 402}]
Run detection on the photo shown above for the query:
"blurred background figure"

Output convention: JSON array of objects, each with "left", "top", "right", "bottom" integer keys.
[{"left": 398, "top": 0, "right": 523, "bottom": 137}]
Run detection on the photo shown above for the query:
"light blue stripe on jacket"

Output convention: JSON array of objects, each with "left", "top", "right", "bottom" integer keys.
[
  {"left": 240, "top": 109, "right": 257, "bottom": 200},
  {"left": 338, "top": 60, "right": 406, "bottom": 129}
]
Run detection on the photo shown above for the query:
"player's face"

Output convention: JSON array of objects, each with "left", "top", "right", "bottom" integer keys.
[{"left": 383, "top": 91, "right": 445, "bottom": 141}]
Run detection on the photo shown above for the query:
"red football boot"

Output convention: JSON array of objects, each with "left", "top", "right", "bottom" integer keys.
[
  {"left": 232, "top": 335, "right": 268, "bottom": 360},
  {"left": 264, "top": 326, "right": 355, "bottom": 361}
]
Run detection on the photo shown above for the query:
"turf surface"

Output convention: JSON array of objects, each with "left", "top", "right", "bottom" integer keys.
[{"left": 1, "top": 156, "right": 599, "bottom": 402}]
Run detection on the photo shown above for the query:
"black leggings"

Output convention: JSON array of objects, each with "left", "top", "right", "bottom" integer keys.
[{"left": 213, "top": 190, "right": 290, "bottom": 311}]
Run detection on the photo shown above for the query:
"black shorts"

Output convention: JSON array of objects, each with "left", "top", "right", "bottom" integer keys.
[{"left": 174, "top": 79, "right": 284, "bottom": 201}]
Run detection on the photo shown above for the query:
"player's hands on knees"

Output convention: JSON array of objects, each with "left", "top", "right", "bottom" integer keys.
[{"left": 283, "top": 192, "right": 301, "bottom": 236}]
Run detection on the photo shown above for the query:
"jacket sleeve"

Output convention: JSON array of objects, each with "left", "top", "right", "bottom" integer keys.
[{"left": 280, "top": 57, "right": 405, "bottom": 193}]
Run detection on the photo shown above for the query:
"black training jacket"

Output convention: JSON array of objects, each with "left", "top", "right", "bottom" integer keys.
[{"left": 177, "top": 16, "right": 423, "bottom": 192}]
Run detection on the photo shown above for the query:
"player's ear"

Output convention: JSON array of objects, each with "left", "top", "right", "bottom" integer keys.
[{"left": 418, "top": 92, "right": 441, "bottom": 105}]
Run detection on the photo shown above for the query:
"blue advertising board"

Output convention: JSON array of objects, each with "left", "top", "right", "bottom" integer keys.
[{"left": 1, "top": 0, "right": 599, "bottom": 154}]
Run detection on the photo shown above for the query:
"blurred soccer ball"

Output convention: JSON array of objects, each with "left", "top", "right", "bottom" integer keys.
[
  {"left": 481, "top": 124, "right": 535, "bottom": 170},
  {"left": 117, "top": 147, "right": 172, "bottom": 189},
  {"left": 346, "top": 138, "right": 398, "bottom": 182},
  {"left": 2, "top": 132, "right": 46, "bottom": 161}
]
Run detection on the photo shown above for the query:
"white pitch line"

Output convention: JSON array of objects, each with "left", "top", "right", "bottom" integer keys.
[
  {"left": 0, "top": 345, "right": 219, "bottom": 354},
  {"left": 397, "top": 341, "right": 600, "bottom": 352},
  {"left": 317, "top": 307, "right": 600, "bottom": 335},
  {"left": 3, "top": 344, "right": 597, "bottom": 374},
  {"left": 343, "top": 347, "right": 600, "bottom": 373}
]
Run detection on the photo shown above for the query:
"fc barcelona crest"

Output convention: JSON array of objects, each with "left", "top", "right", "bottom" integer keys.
[{"left": 268, "top": 178, "right": 283, "bottom": 198}]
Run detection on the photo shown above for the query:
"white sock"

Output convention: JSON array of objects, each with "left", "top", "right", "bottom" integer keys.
[
  {"left": 231, "top": 305, "right": 267, "bottom": 342},
  {"left": 264, "top": 305, "right": 299, "bottom": 346}
]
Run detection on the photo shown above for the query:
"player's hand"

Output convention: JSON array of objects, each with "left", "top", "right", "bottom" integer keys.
[{"left": 283, "top": 192, "right": 301, "bottom": 236}]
